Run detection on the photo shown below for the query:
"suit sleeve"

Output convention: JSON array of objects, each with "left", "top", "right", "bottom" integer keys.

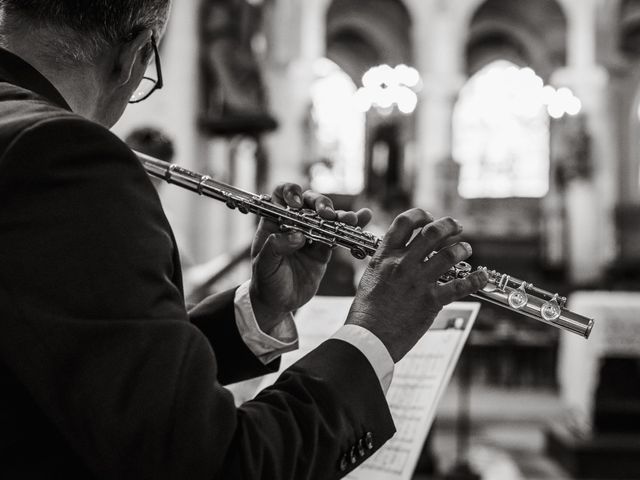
[
  {"left": 0, "top": 117, "right": 395, "bottom": 479},
  {"left": 189, "top": 288, "right": 282, "bottom": 385}
]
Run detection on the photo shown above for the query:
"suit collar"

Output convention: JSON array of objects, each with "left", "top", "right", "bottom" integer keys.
[{"left": 0, "top": 47, "right": 72, "bottom": 111}]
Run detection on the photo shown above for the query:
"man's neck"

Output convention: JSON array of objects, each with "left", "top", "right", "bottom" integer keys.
[{"left": 3, "top": 36, "right": 102, "bottom": 121}]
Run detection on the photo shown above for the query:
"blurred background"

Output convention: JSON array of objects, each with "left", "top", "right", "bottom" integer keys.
[{"left": 115, "top": 1, "right": 640, "bottom": 478}]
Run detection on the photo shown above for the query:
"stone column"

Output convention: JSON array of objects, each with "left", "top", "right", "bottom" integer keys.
[
  {"left": 553, "top": 0, "right": 616, "bottom": 284},
  {"left": 406, "top": 0, "right": 467, "bottom": 215},
  {"left": 264, "top": 0, "right": 330, "bottom": 190}
]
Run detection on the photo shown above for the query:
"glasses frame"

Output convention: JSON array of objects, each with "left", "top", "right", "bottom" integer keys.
[{"left": 129, "top": 36, "right": 164, "bottom": 104}]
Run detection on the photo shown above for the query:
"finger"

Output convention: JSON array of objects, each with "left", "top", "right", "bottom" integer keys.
[
  {"left": 408, "top": 217, "right": 463, "bottom": 261},
  {"left": 272, "top": 183, "right": 304, "bottom": 208},
  {"left": 255, "top": 232, "right": 307, "bottom": 276},
  {"left": 335, "top": 210, "right": 357, "bottom": 226},
  {"left": 355, "top": 208, "right": 373, "bottom": 228},
  {"left": 333, "top": 208, "right": 373, "bottom": 227},
  {"left": 422, "top": 242, "right": 472, "bottom": 283},
  {"left": 302, "top": 190, "right": 336, "bottom": 219},
  {"left": 382, "top": 208, "right": 434, "bottom": 250},
  {"left": 433, "top": 270, "right": 489, "bottom": 305}
]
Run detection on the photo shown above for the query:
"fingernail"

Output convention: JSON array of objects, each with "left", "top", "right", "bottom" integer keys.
[
  {"left": 454, "top": 219, "right": 463, "bottom": 231},
  {"left": 292, "top": 194, "right": 302, "bottom": 205},
  {"left": 461, "top": 242, "right": 472, "bottom": 254}
]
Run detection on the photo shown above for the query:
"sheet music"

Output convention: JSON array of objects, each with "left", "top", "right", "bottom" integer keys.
[
  {"left": 254, "top": 297, "right": 479, "bottom": 480},
  {"left": 347, "top": 305, "right": 478, "bottom": 480}
]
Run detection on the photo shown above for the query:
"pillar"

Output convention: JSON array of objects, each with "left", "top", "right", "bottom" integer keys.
[
  {"left": 264, "top": 0, "right": 330, "bottom": 190},
  {"left": 553, "top": 0, "right": 616, "bottom": 284},
  {"left": 406, "top": 0, "right": 468, "bottom": 215}
]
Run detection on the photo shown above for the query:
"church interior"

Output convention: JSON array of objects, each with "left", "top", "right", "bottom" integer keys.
[{"left": 114, "top": 0, "right": 640, "bottom": 478}]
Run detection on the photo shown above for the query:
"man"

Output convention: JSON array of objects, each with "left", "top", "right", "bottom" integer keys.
[{"left": 0, "top": 1, "right": 487, "bottom": 479}]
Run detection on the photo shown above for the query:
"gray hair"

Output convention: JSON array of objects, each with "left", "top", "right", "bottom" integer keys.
[{"left": 0, "top": 0, "right": 171, "bottom": 65}]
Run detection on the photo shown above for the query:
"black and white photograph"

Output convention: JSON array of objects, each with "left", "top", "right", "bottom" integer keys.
[{"left": 0, "top": 1, "right": 637, "bottom": 479}]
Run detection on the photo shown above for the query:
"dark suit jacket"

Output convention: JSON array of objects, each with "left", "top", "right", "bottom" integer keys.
[{"left": 0, "top": 48, "right": 394, "bottom": 479}]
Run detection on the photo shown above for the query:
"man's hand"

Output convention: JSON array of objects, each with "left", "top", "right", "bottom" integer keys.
[
  {"left": 346, "top": 209, "right": 488, "bottom": 363},
  {"left": 249, "top": 183, "right": 372, "bottom": 333}
]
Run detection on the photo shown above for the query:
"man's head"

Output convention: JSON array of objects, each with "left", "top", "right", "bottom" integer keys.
[{"left": 0, "top": 0, "right": 172, "bottom": 126}]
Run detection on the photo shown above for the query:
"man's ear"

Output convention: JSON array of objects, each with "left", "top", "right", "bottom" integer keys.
[{"left": 114, "top": 29, "right": 153, "bottom": 87}]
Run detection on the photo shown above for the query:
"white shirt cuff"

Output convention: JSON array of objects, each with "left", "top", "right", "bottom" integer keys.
[
  {"left": 331, "top": 324, "right": 394, "bottom": 394},
  {"left": 234, "top": 280, "right": 298, "bottom": 365}
]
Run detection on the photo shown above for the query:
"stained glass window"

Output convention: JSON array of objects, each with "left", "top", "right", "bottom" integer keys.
[{"left": 453, "top": 60, "right": 550, "bottom": 198}]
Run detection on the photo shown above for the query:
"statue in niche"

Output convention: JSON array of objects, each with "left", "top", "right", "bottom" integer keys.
[
  {"left": 199, "top": 0, "right": 277, "bottom": 136},
  {"left": 554, "top": 114, "right": 593, "bottom": 189}
]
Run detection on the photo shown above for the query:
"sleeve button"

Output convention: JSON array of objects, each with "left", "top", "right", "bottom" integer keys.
[
  {"left": 339, "top": 454, "right": 349, "bottom": 472},
  {"left": 349, "top": 446, "right": 358, "bottom": 464},
  {"left": 357, "top": 439, "right": 366, "bottom": 457},
  {"left": 365, "top": 432, "right": 374, "bottom": 450}
]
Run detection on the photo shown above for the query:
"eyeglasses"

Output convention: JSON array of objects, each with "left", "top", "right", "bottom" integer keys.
[{"left": 129, "top": 36, "right": 164, "bottom": 104}]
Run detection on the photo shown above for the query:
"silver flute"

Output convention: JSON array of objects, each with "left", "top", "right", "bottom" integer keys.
[{"left": 138, "top": 152, "right": 594, "bottom": 339}]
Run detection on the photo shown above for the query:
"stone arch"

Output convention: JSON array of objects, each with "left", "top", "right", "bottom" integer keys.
[
  {"left": 326, "top": 0, "right": 412, "bottom": 84},
  {"left": 324, "top": 0, "right": 414, "bottom": 203},
  {"left": 453, "top": 0, "right": 568, "bottom": 241},
  {"left": 466, "top": 19, "right": 553, "bottom": 80},
  {"left": 466, "top": 0, "right": 567, "bottom": 80}
]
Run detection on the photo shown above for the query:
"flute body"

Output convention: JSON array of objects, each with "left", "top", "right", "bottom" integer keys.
[{"left": 138, "top": 152, "right": 594, "bottom": 339}]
